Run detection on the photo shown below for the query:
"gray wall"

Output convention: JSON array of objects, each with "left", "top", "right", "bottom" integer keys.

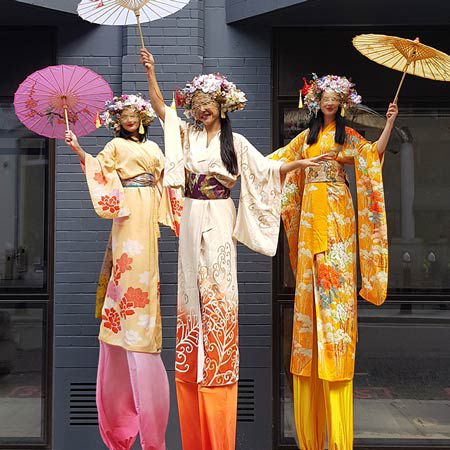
[
  {"left": 15, "top": 0, "right": 78, "bottom": 14},
  {"left": 52, "top": 1, "right": 274, "bottom": 449},
  {"left": 225, "top": 0, "right": 309, "bottom": 23}
]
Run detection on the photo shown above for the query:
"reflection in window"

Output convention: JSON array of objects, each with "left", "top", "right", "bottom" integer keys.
[
  {"left": 0, "top": 304, "right": 47, "bottom": 443},
  {"left": 0, "top": 104, "right": 48, "bottom": 291}
]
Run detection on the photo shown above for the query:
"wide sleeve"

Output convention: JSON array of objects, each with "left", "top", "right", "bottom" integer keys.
[
  {"left": 345, "top": 128, "right": 388, "bottom": 305},
  {"left": 156, "top": 179, "right": 183, "bottom": 237},
  {"left": 95, "top": 233, "right": 113, "bottom": 319},
  {"left": 162, "top": 104, "right": 186, "bottom": 189},
  {"left": 267, "top": 129, "right": 307, "bottom": 162},
  {"left": 268, "top": 130, "right": 307, "bottom": 273},
  {"left": 84, "top": 140, "right": 130, "bottom": 219},
  {"left": 233, "top": 135, "right": 283, "bottom": 257}
]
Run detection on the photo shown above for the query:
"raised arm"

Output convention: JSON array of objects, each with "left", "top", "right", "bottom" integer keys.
[
  {"left": 140, "top": 48, "right": 166, "bottom": 122},
  {"left": 375, "top": 102, "right": 398, "bottom": 156}
]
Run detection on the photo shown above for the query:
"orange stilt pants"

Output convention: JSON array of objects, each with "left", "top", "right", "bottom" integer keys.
[{"left": 175, "top": 379, "right": 237, "bottom": 450}]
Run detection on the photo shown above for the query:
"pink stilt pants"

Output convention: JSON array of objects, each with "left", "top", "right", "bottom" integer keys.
[{"left": 96, "top": 341, "right": 170, "bottom": 450}]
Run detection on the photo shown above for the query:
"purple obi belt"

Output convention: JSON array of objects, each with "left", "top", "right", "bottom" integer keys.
[{"left": 185, "top": 172, "right": 231, "bottom": 200}]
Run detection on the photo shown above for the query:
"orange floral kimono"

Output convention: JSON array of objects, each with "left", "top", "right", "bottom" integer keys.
[{"left": 269, "top": 123, "right": 388, "bottom": 381}]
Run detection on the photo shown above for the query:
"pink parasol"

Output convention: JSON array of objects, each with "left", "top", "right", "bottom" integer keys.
[{"left": 14, "top": 65, "right": 113, "bottom": 139}]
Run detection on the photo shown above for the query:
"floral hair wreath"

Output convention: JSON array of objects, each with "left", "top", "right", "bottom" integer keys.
[
  {"left": 100, "top": 93, "right": 157, "bottom": 134},
  {"left": 175, "top": 73, "right": 247, "bottom": 119},
  {"left": 299, "top": 73, "right": 362, "bottom": 116}
]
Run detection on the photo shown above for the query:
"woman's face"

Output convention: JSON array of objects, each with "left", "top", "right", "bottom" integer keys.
[
  {"left": 320, "top": 91, "right": 340, "bottom": 118},
  {"left": 119, "top": 107, "right": 140, "bottom": 133},
  {"left": 191, "top": 92, "right": 220, "bottom": 127}
]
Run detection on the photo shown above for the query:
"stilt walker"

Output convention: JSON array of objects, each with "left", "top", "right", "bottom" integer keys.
[
  {"left": 64, "top": 94, "right": 182, "bottom": 450},
  {"left": 269, "top": 74, "right": 398, "bottom": 450},
  {"left": 140, "top": 48, "right": 311, "bottom": 450}
]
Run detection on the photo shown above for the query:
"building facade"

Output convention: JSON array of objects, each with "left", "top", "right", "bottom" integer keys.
[{"left": 0, "top": 0, "right": 449, "bottom": 449}]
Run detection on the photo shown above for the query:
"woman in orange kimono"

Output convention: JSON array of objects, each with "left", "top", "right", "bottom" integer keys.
[
  {"left": 64, "top": 94, "right": 181, "bottom": 450},
  {"left": 269, "top": 74, "right": 398, "bottom": 450}
]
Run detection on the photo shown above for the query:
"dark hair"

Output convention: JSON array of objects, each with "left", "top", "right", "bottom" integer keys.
[
  {"left": 220, "top": 114, "right": 238, "bottom": 175},
  {"left": 117, "top": 125, "right": 148, "bottom": 143},
  {"left": 306, "top": 108, "right": 346, "bottom": 146}
]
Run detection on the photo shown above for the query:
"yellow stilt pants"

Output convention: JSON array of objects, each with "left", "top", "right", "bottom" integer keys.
[{"left": 293, "top": 315, "right": 353, "bottom": 450}]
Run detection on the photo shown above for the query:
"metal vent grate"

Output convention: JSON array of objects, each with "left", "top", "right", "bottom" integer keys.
[
  {"left": 237, "top": 378, "right": 255, "bottom": 422},
  {"left": 69, "top": 383, "right": 98, "bottom": 426},
  {"left": 70, "top": 380, "right": 255, "bottom": 425}
]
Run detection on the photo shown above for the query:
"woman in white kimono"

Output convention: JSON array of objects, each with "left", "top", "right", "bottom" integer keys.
[
  {"left": 64, "top": 94, "right": 181, "bottom": 450},
  {"left": 140, "top": 49, "right": 327, "bottom": 450}
]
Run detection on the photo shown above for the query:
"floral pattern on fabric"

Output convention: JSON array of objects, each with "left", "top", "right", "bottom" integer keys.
[
  {"left": 164, "top": 105, "right": 283, "bottom": 385},
  {"left": 185, "top": 172, "right": 231, "bottom": 200},
  {"left": 269, "top": 124, "right": 388, "bottom": 381},
  {"left": 83, "top": 138, "right": 182, "bottom": 353}
]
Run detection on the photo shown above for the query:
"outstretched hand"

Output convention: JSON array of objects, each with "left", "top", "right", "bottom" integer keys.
[{"left": 300, "top": 152, "right": 336, "bottom": 168}]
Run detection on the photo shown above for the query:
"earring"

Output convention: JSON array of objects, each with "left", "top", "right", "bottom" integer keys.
[
  {"left": 95, "top": 111, "right": 102, "bottom": 128},
  {"left": 340, "top": 106, "right": 346, "bottom": 117},
  {"left": 138, "top": 121, "right": 145, "bottom": 134}
]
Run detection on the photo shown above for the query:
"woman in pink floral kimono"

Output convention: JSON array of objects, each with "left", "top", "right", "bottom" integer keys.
[{"left": 64, "top": 94, "right": 181, "bottom": 450}]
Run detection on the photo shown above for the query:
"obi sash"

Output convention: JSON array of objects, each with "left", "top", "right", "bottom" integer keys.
[
  {"left": 185, "top": 172, "right": 231, "bottom": 200},
  {"left": 305, "top": 160, "right": 347, "bottom": 184},
  {"left": 121, "top": 173, "right": 156, "bottom": 188}
]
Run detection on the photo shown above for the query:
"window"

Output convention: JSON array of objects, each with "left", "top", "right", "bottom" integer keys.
[
  {"left": 0, "top": 303, "right": 49, "bottom": 444},
  {"left": 0, "top": 26, "right": 55, "bottom": 449},
  {"left": 0, "top": 104, "right": 49, "bottom": 292}
]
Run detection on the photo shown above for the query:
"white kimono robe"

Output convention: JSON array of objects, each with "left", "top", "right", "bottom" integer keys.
[{"left": 164, "top": 106, "right": 283, "bottom": 386}]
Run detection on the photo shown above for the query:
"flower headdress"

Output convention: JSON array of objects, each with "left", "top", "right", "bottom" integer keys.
[
  {"left": 299, "top": 74, "right": 362, "bottom": 116},
  {"left": 176, "top": 73, "right": 247, "bottom": 119},
  {"left": 100, "top": 93, "right": 157, "bottom": 134}
]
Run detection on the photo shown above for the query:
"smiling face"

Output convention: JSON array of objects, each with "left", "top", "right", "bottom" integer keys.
[
  {"left": 191, "top": 92, "right": 221, "bottom": 127},
  {"left": 320, "top": 91, "right": 341, "bottom": 119},
  {"left": 119, "top": 106, "right": 140, "bottom": 133}
]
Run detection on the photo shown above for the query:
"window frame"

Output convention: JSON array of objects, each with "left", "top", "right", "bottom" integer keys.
[{"left": 0, "top": 25, "right": 56, "bottom": 450}]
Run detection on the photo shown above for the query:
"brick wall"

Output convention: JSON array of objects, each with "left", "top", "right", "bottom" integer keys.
[{"left": 53, "top": 2, "right": 274, "bottom": 448}]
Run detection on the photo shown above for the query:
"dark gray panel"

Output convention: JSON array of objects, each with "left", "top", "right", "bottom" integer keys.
[
  {"left": 226, "top": 0, "right": 309, "bottom": 23},
  {"left": 15, "top": 0, "right": 78, "bottom": 14},
  {"left": 54, "top": 367, "right": 270, "bottom": 450}
]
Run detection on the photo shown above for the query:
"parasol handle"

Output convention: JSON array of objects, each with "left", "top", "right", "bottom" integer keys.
[
  {"left": 63, "top": 103, "right": 70, "bottom": 133},
  {"left": 393, "top": 62, "right": 411, "bottom": 104},
  {"left": 134, "top": 10, "right": 146, "bottom": 49}
]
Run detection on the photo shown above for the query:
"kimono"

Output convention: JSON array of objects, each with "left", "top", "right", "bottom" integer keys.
[
  {"left": 83, "top": 137, "right": 181, "bottom": 353},
  {"left": 163, "top": 106, "right": 283, "bottom": 386},
  {"left": 269, "top": 123, "right": 388, "bottom": 382}
]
